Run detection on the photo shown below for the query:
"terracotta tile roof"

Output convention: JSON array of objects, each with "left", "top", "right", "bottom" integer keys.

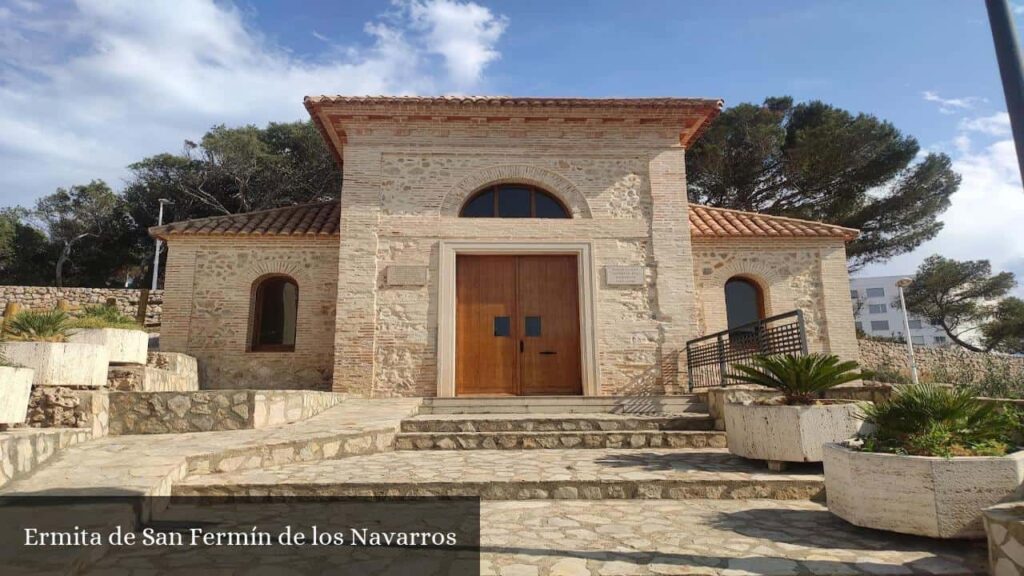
[
  {"left": 689, "top": 204, "right": 858, "bottom": 241},
  {"left": 304, "top": 95, "right": 724, "bottom": 109},
  {"left": 149, "top": 201, "right": 340, "bottom": 239},
  {"left": 151, "top": 200, "right": 857, "bottom": 242}
]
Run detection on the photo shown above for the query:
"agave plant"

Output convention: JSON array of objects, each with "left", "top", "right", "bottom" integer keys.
[
  {"left": 727, "top": 353, "right": 863, "bottom": 405},
  {"left": 859, "top": 383, "right": 1015, "bottom": 457},
  {"left": 2, "top": 310, "right": 71, "bottom": 342},
  {"left": 67, "top": 304, "right": 140, "bottom": 330}
]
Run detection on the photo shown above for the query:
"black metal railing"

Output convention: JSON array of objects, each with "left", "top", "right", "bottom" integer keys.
[{"left": 685, "top": 310, "right": 808, "bottom": 391}]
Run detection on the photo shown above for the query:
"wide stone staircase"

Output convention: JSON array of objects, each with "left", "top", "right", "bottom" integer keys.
[
  {"left": 174, "top": 394, "right": 825, "bottom": 501},
  {"left": 395, "top": 395, "right": 725, "bottom": 450}
]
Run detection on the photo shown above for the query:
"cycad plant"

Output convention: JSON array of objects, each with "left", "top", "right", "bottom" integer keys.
[
  {"left": 859, "top": 383, "right": 1015, "bottom": 457},
  {"left": 67, "top": 304, "right": 141, "bottom": 330},
  {"left": 727, "top": 353, "right": 863, "bottom": 405},
  {"left": 2, "top": 310, "right": 71, "bottom": 342}
]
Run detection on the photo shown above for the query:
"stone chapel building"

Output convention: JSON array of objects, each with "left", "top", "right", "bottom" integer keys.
[{"left": 151, "top": 96, "right": 860, "bottom": 397}]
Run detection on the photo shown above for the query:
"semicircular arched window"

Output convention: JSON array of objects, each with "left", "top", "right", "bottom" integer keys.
[
  {"left": 724, "top": 277, "right": 765, "bottom": 331},
  {"left": 459, "top": 184, "right": 570, "bottom": 219},
  {"left": 250, "top": 275, "right": 298, "bottom": 352}
]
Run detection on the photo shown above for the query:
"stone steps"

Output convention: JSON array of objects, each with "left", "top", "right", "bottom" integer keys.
[
  {"left": 172, "top": 448, "right": 825, "bottom": 502},
  {"left": 419, "top": 395, "right": 707, "bottom": 414},
  {"left": 395, "top": 430, "right": 727, "bottom": 450},
  {"left": 400, "top": 413, "right": 715, "bottom": 433}
]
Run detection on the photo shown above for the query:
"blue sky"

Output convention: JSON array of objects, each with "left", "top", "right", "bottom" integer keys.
[{"left": 0, "top": 0, "right": 1022, "bottom": 282}]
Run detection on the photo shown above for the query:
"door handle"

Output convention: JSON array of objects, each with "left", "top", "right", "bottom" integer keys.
[{"left": 539, "top": 351, "right": 557, "bottom": 355}]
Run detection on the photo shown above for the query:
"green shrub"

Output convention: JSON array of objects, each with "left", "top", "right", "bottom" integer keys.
[
  {"left": 727, "top": 353, "right": 863, "bottom": 405},
  {"left": 2, "top": 310, "right": 71, "bottom": 342},
  {"left": 67, "top": 304, "right": 141, "bottom": 330},
  {"left": 861, "top": 362, "right": 911, "bottom": 385},
  {"left": 859, "top": 383, "right": 1016, "bottom": 457}
]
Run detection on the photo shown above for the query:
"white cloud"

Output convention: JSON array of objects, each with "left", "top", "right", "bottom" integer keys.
[
  {"left": 922, "top": 90, "right": 982, "bottom": 114},
  {"left": 403, "top": 0, "right": 508, "bottom": 89},
  {"left": 860, "top": 113, "right": 1024, "bottom": 296},
  {"left": 959, "top": 112, "right": 1012, "bottom": 136},
  {"left": 0, "top": 0, "right": 508, "bottom": 207}
]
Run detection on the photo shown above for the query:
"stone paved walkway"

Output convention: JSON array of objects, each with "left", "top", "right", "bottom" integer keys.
[
  {"left": 74, "top": 500, "right": 986, "bottom": 575},
  {"left": 174, "top": 448, "right": 825, "bottom": 500},
  {"left": 477, "top": 500, "right": 986, "bottom": 575},
  {"left": 0, "top": 399, "right": 422, "bottom": 497}
]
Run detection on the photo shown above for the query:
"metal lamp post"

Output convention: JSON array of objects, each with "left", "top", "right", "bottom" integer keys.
[
  {"left": 985, "top": 0, "right": 1024, "bottom": 186},
  {"left": 895, "top": 277, "right": 919, "bottom": 385},
  {"left": 151, "top": 199, "right": 173, "bottom": 291}
]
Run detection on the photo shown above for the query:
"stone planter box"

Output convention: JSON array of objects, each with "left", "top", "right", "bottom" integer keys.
[
  {"left": 984, "top": 502, "right": 1024, "bottom": 575},
  {"left": 724, "top": 401, "right": 866, "bottom": 469},
  {"left": 68, "top": 328, "right": 148, "bottom": 365},
  {"left": 0, "top": 366, "right": 33, "bottom": 424},
  {"left": 824, "top": 443, "right": 1024, "bottom": 539},
  {"left": 0, "top": 342, "right": 109, "bottom": 387}
]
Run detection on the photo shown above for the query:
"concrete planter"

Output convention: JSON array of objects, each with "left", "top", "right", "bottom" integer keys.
[
  {"left": 68, "top": 328, "right": 148, "bottom": 365},
  {"left": 0, "top": 366, "right": 33, "bottom": 424},
  {"left": 0, "top": 342, "right": 109, "bottom": 387},
  {"left": 984, "top": 502, "right": 1024, "bottom": 575},
  {"left": 824, "top": 443, "right": 1024, "bottom": 539},
  {"left": 724, "top": 401, "right": 866, "bottom": 469}
]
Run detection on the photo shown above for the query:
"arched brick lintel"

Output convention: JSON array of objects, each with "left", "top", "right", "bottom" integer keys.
[{"left": 439, "top": 164, "right": 593, "bottom": 218}]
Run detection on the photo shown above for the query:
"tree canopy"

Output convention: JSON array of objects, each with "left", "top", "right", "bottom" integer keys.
[
  {"left": 0, "top": 120, "right": 341, "bottom": 288},
  {"left": 901, "top": 255, "right": 1024, "bottom": 353},
  {"left": 686, "top": 97, "right": 960, "bottom": 271}
]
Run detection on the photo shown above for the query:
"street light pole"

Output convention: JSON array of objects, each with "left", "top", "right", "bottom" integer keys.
[
  {"left": 985, "top": 0, "right": 1024, "bottom": 186},
  {"left": 151, "top": 199, "right": 173, "bottom": 291},
  {"left": 896, "top": 278, "right": 919, "bottom": 385}
]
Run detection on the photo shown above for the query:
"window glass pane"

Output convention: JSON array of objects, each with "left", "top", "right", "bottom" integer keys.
[
  {"left": 461, "top": 190, "right": 494, "bottom": 217},
  {"left": 256, "top": 278, "right": 297, "bottom": 348},
  {"left": 850, "top": 289, "right": 858, "bottom": 299},
  {"left": 855, "top": 322, "right": 863, "bottom": 332},
  {"left": 908, "top": 319, "right": 922, "bottom": 329},
  {"left": 870, "top": 320, "right": 890, "bottom": 331},
  {"left": 934, "top": 336, "right": 947, "bottom": 343},
  {"left": 911, "top": 336, "right": 925, "bottom": 345},
  {"left": 525, "top": 316, "right": 542, "bottom": 337},
  {"left": 865, "top": 287, "right": 885, "bottom": 298},
  {"left": 725, "top": 279, "right": 762, "bottom": 330},
  {"left": 493, "top": 316, "right": 511, "bottom": 337},
  {"left": 868, "top": 304, "right": 887, "bottom": 314},
  {"left": 497, "top": 186, "right": 531, "bottom": 218},
  {"left": 535, "top": 192, "right": 568, "bottom": 218}
]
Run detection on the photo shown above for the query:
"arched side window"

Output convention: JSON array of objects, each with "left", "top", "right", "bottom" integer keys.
[
  {"left": 459, "top": 184, "right": 570, "bottom": 218},
  {"left": 250, "top": 275, "right": 298, "bottom": 352},
  {"left": 724, "top": 276, "right": 765, "bottom": 331}
]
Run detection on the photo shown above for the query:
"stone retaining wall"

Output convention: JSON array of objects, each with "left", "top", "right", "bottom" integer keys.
[
  {"left": 108, "top": 353, "right": 199, "bottom": 392},
  {"left": 0, "top": 428, "right": 93, "bottom": 489},
  {"left": 0, "top": 286, "right": 163, "bottom": 325},
  {"left": 859, "top": 339, "right": 1024, "bottom": 384},
  {"left": 108, "top": 390, "right": 344, "bottom": 435}
]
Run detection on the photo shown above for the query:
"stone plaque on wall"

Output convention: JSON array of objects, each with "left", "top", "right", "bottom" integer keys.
[
  {"left": 387, "top": 265, "right": 428, "bottom": 286},
  {"left": 605, "top": 266, "right": 644, "bottom": 286}
]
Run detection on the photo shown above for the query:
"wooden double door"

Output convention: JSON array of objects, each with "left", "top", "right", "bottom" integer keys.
[{"left": 455, "top": 255, "right": 583, "bottom": 396}]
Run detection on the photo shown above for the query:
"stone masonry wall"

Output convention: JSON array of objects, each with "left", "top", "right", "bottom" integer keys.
[
  {"left": 858, "top": 339, "right": 1024, "bottom": 384},
  {"left": 0, "top": 286, "right": 163, "bottom": 325},
  {"left": 160, "top": 238, "right": 338, "bottom": 390},
  {"left": 364, "top": 150, "right": 694, "bottom": 397},
  {"left": 107, "top": 390, "right": 343, "bottom": 435},
  {"left": 691, "top": 238, "right": 859, "bottom": 363}
]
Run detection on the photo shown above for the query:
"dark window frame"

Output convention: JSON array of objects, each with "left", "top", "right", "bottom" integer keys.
[
  {"left": 459, "top": 184, "right": 571, "bottom": 219},
  {"left": 724, "top": 276, "right": 766, "bottom": 330},
  {"left": 249, "top": 274, "right": 299, "bottom": 353}
]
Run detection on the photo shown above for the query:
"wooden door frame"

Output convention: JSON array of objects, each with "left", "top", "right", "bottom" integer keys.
[{"left": 438, "top": 241, "right": 600, "bottom": 398}]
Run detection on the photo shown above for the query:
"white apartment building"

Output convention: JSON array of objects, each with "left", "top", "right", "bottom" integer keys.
[{"left": 849, "top": 275, "right": 950, "bottom": 348}]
